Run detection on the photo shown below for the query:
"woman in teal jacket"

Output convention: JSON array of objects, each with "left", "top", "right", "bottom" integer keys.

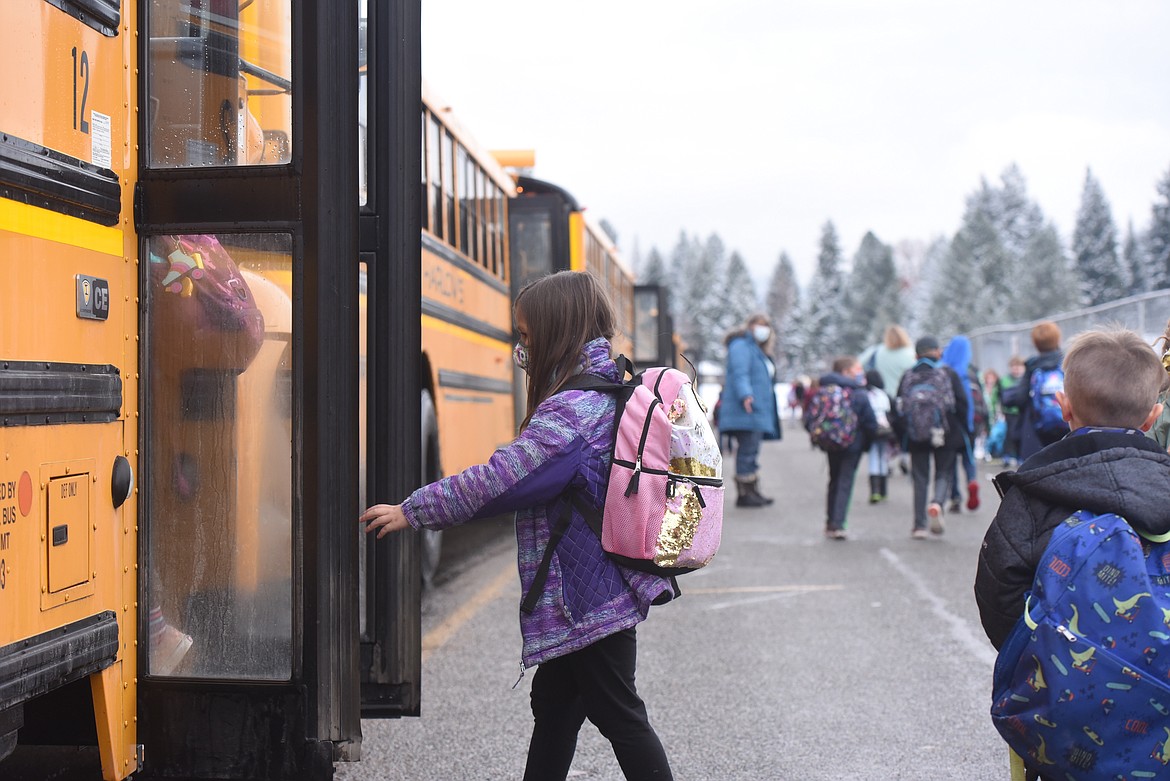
[{"left": 718, "top": 314, "right": 781, "bottom": 507}]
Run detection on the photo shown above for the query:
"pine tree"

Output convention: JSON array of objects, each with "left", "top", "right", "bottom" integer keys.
[
  {"left": 840, "top": 231, "right": 904, "bottom": 354},
  {"left": 1014, "top": 223, "right": 1080, "bottom": 321},
  {"left": 925, "top": 209, "right": 1007, "bottom": 337},
  {"left": 798, "top": 221, "right": 846, "bottom": 370},
  {"left": 692, "top": 234, "right": 731, "bottom": 362},
  {"left": 765, "top": 252, "right": 800, "bottom": 373},
  {"left": 1146, "top": 166, "right": 1170, "bottom": 291},
  {"left": 668, "top": 232, "right": 730, "bottom": 363},
  {"left": 720, "top": 251, "right": 759, "bottom": 343},
  {"left": 668, "top": 231, "right": 702, "bottom": 361},
  {"left": 640, "top": 247, "right": 667, "bottom": 286},
  {"left": 990, "top": 164, "right": 1045, "bottom": 262},
  {"left": 1123, "top": 220, "right": 1146, "bottom": 295},
  {"left": 1072, "top": 169, "right": 1124, "bottom": 306},
  {"left": 924, "top": 164, "right": 1081, "bottom": 335},
  {"left": 902, "top": 237, "right": 947, "bottom": 334}
]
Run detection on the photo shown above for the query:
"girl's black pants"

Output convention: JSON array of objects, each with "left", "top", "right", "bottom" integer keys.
[{"left": 523, "top": 627, "right": 673, "bottom": 780}]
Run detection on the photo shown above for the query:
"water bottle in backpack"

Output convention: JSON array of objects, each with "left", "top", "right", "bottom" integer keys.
[{"left": 1030, "top": 366, "right": 1066, "bottom": 439}]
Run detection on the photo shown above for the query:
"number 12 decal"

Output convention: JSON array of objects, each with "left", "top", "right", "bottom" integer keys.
[{"left": 72, "top": 47, "right": 90, "bottom": 134}]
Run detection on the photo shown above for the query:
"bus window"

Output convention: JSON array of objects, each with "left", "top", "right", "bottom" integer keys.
[
  {"left": 634, "top": 287, "right": 662, "bottom": 366},
  {"left": 145, "top": 232, "right": 293, "bottom": 680},
  {"left": 427, "top": 114, "right": 443, "bottom": 237},
  {"left": 147, "top": 0, "right": 292, "bottom": 167},
  {"left": 510, "top": 211, "right": 554, "bottom": 297},
  {"left": 440, "top": 130, "right": 454, "bottom": 243}
]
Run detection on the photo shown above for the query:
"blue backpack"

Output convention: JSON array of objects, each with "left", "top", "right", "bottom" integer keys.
[
  {"left": 991, "top": 511, "right": 1170, "bottom": 778},
  {"left": 1030, "top": 366, "right": 1066, "bottom": 438}
]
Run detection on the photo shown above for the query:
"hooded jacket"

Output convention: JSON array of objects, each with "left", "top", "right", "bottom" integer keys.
[
  {"left": 941, "top": 335, "right": 975, "bottom": 433},
  {"left": 812, "top": 371, "right": 878, "bottom": 454},
  {"left": 718, "top": 332, "right": 780, "bottom": 438},
  {"left": 999, "top": 349, "right": 1065, "bottom": 460},
  {"left": 402, "top": 338, "right": 673, "bottom": 667},
  {"left": 974, "top": 429, "right": 1170, "bottom": 650}
]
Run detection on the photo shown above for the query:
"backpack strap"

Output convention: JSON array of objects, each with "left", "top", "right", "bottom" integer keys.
[
  {"left": 561, "top": 372, "right": 622, "bottom": 393},
  {"left": 519, "top": 493, "right": 605, "bottom": 615},
  {"left": 520, "top": 498, "right": 574, "bottom": 615}
]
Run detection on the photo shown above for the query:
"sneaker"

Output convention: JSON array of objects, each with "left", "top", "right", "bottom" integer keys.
[
  {"left": 911, "top": 528, "right": 929, "bottom": 540},
  {"left": 825, "top": 529, "right": 848, "bottom": 540},
  {"left": 151, "top": 624, "right": 193, "bottom": 676},
  {"left": 869, "top": 493, "right": 882, "bottom": 504},
  {"left": 928, "top": 503, "right": 945, "bottom": 535},
  {"left": 946, "top": 499, "right": 961, "bottom": 514},
  {"left": 967, "top": 480, "right": 980, "bottom": 510}
]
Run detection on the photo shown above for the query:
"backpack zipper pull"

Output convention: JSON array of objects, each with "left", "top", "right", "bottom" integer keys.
[
  {"left": 512, "top": 661, "right": 526, "bottom": 689},
  {"left": 625, "top": 456, "right": 642, "bottom": 497},
  {"left": 1057, "top": 625, "right": 1076, "bottom": 642}
]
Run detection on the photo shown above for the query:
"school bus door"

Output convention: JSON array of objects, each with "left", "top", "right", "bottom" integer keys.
[{"left": 135, "top": 0, "right": 421, "bottom": 778}]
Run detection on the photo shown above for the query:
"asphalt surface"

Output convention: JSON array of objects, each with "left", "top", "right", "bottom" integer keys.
[{"left": 339, "top": 420, "right": 1014, "bottom": 780}]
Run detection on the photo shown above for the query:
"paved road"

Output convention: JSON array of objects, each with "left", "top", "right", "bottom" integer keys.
[{"left": 340, "top": 422, "right": 1014, "bottom": 780}]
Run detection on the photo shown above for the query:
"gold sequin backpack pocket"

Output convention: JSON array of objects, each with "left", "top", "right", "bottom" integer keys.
[{"left": 520, "top": 359, "right": 724, "bottom": 614}]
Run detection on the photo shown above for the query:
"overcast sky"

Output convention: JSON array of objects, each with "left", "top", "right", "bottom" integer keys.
[{"left": 421, "top": 1, "right": 1170, "bottom": 288}]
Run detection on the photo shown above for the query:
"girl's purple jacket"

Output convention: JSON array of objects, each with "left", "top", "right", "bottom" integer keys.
[{"left": 402, "top": 339, "right": 674, "bottom": 667}]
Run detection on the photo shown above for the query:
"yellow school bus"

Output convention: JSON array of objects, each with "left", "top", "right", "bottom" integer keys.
[
  {"left": 415, "top": 85, "right": 517, "bottom": 580},
  {"left": 0, "top": 1, "right": 422, "bottom": 779},
  {"left": 507, "top": 173, "right": 637, "bottom": 357}
]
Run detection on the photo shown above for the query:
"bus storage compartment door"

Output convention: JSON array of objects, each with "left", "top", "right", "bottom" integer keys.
[{"left": 46, "top": 474, "right": 90, "bottom": 594}]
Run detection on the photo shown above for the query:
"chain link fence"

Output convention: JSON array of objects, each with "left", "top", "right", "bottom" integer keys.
[{"left": 968, "top": 290, "right": 1170, "bottom": 373}]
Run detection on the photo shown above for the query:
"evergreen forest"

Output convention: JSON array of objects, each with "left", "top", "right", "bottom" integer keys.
[{"left": 634, "top": 162, "right": 1170, "bottom": 378}]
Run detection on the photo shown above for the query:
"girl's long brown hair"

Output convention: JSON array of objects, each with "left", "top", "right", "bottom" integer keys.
[{"left": 514, "top": 271, "right": 616, "bottom": 431}]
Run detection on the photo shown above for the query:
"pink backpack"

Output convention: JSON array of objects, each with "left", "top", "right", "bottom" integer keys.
[
  {"left": 571, "top": 361, "right": 728, "bottom": 557},
  {"left": 520, "top": 360, "right": 724, "bottom": 613}
]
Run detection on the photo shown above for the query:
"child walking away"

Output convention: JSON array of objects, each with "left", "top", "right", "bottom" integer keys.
[
  {"left": 974, "top": 327, "right": 1170, "bottom": 781},
  {"left": 806, "top": 356, "right": 877, "bottom": 539},
  {"left": 361, "top": 271, "right": 675, "bottom": 781},
  {"left": 864, "top": 369, "right": 893, "bottom": 503}
]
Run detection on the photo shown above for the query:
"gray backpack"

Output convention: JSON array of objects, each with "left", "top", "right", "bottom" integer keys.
[{"left": 897, "top": 365, "right": 955, "bottom": 445}]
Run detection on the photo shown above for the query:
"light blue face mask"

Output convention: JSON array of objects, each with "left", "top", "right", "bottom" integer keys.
[
  {"left": 513, "top": 342, "right": 529, "bottom": 373},
  {"left": 752, "top": 324, "right": 772, "bottom": 344}
]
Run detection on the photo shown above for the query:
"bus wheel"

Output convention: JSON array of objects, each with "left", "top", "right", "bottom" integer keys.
[{"left": 420, "top": 390, "right": 442, "bottom": 588}]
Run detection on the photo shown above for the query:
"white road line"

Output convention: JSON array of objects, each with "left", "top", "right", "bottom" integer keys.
[{"left": 880, "top": 547, "right": 998, "bottom": 667}]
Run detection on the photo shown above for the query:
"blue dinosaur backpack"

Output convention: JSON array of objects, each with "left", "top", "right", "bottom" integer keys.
[
  {"left": 990, "top": 510, "right": 1170, "bottom": 778},
  {"left": 805, "top": 383, "right": 858, "bottom": 452},
  {"left": 1030, "top": 365, "right": 1066, "bottom": 439}
]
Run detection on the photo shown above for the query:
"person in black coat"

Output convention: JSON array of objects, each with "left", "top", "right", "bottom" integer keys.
[
  {"left": 895, "top": 336, "right": 969, "bottom": 539},
  {"left": 974, "top": 327, "right": 1170, "bottom": 650},
  {"left": 999, "top": 321, "right": 1064, "bottom": 463}
]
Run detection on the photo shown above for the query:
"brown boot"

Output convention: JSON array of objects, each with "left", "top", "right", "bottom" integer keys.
[{"left": 735, "top": 476, "right": 771, "bottom": 508}]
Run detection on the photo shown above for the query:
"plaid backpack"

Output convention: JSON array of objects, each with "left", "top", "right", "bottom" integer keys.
[
  {"left": 991, "top": 511, "right": 1170, "bottom": 778},
  {"left": 521, "top": 359, "right": 724, "bottom": 613},
  {"left": 805, "top": 384, "right": 858, "bottom": 452}
]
